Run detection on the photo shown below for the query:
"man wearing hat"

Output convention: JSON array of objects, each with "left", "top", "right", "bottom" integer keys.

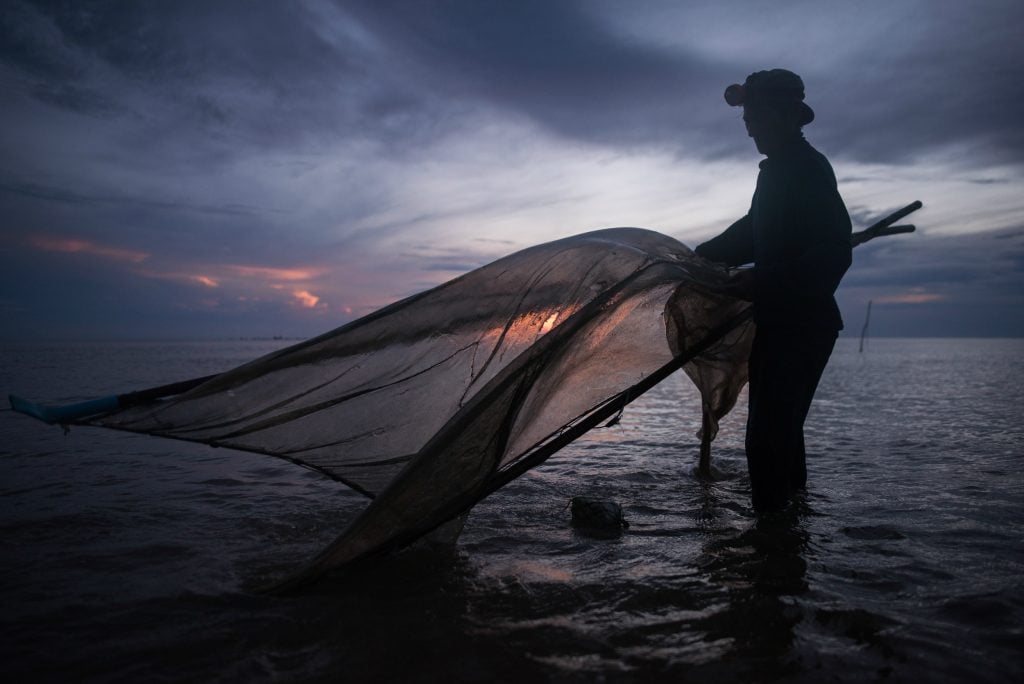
[{"left": 695, "top": 69, "right": 852, "bottom": 513}]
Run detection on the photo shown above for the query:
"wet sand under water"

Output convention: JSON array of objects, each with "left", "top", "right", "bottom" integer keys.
[{"left": 1, "top": 338, "right": 1022, "bottom": 682}]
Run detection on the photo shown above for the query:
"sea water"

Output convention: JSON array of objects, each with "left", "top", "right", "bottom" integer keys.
[{"left": 1, "top": 338, "right": 1021, "bottom": 682}]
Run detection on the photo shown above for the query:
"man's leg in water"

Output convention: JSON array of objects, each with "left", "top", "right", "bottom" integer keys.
[
  {"left": 787, "top": 330, "right": 837, "bottom": 491},
  {"left": 745, "top": 327, "right": 837, "bottom": 512},
  {"left": 746, "top": 327, "right": 792, "bottom": 512}
]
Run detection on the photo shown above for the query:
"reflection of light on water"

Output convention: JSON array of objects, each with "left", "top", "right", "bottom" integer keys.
[{"left": 486, "top": 559, "right": 575, "bottom": 583}]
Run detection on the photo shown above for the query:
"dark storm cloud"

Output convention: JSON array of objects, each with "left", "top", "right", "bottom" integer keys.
[
  {"left": 340, "top": 0, "right": 735, "bottom": 151},
  {"left": 847, "top": 225, "right": 1024, "bottom": 289},
  {"left": 0, "top": 180, "right": 261, "bottom": 217},
  {"left": 809, "top": 1, "right": 1024, "bottom": 166},
  {"left": 1, "top": 0, "right": 1022, "bottom": 339},
  {"left": 4, "top": 1, "right": 1022, "bottom": 172},
  {"left": 2, "top": 1, "right": 351, "bottom": 149},
  {"left": 340, "top": 0, "right": 1024, "bottom": 166},
  {"left": 0, "top": 0, "right": 738, "bottom": 166}
]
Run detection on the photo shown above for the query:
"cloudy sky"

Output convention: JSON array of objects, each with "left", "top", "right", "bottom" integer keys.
[{"left": 2, "top": 0, "right": 1022, "bottom": 339}]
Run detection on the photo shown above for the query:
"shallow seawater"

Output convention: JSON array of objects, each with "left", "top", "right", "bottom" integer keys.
[{"left": 1, "top": 338, "right": 1022, "bottom": 682}]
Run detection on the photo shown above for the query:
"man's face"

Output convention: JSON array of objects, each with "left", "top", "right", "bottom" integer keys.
[{"left": 742, "top": 105, "right": 787, "bottom": 156}]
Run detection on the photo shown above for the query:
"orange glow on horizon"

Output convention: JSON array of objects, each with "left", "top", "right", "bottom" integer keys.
[
  {"left": 876, "top": 289, "right": 946, "bottom": 304},
  {"left": 29, "top": 236, "right": 149, "bottom": 263},
  {"left": 226, "top": 265, "right": 323, "bottom": 281},
  {"left": 134, "top": 258, "right": 333, "bottom": 311},
  {"left": 25, "top": 238, "right": 363, "bottom": 315}
]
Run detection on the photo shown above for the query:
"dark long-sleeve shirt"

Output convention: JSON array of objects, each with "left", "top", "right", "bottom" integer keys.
[{"left": 695, "top": 137, "right": 852, "bottom": 331}]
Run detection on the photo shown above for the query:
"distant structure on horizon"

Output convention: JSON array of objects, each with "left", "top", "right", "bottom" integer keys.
[{"left": 859, "top": 299, "right": 873, "bottom": 353}]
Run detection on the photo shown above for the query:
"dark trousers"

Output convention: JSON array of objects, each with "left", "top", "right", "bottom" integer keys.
[{"left": 745, "top": 326, "right": 837, "bottom": 512}]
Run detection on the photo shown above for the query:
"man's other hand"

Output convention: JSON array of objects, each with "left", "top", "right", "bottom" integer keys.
[{"left": 723, "top": 268, "right": 756, "bottom": 301}]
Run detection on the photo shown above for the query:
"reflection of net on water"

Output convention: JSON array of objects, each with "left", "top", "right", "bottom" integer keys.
[{"left": 65, "top": 228, "right": 751, "bottom": 587}]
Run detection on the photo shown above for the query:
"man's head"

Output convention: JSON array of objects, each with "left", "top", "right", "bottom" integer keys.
[{"left": 724, "top": 69, "right": 814, "bottom": 156}]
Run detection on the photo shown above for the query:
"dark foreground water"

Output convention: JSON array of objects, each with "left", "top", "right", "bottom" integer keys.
[{"left": 1, "top": 338, "right": 1022, "bottom": 682}]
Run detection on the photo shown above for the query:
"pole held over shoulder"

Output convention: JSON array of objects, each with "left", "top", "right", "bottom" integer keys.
[{"left": 851, "top": 200, "right": 922, "bottom": 246}]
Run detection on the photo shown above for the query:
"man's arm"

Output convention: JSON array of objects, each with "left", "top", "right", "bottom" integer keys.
[{"left": 694, "top": 214, "right": 755, "bottom": 267}]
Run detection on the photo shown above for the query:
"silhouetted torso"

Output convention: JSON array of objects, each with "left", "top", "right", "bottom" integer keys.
[{"left": 695, "top": 136, "right": 851, "bottom": 330}]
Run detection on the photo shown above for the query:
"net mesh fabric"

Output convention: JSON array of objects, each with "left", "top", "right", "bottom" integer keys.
[{"left": 88, "top": 228, "right": 752, "bottom": 585}]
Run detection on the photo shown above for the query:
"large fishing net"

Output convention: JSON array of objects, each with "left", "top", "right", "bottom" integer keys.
[
  {"left": 13, "top": 200, "right": 920, "bottom": 587},
  {"left": 84, "top": 229, "right": 755, "bottom": 586},
  {"left": 20, "top": 228, "right": 758, "bottom": 587}
]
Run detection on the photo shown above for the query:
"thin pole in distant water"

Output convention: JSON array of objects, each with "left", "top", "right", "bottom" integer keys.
[{"left": 859, "top": 299, "right": 872, "bottom": 353}]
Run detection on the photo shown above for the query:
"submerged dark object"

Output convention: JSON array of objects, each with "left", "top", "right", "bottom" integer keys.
[
  {"left": 8, "top": 203, "right": 919, "bottom": 590},
  {"left": 570, "top": 496, "right": 629, "bottom": 533}
]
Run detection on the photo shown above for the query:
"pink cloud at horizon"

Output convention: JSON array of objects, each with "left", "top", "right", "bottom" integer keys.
[
  {"left": 22, "top": 232, "right": 468, "bottom": 323},
  {"left": 292, "top": 290, "right": 321, "bottom": 309},
  {"left": 875, "top": 289, "right": 946, "bottom": 304},
  {"left": 28, "top": 236, "right": 149, "bottom": 264},
  {"left": 224, "top": 265, "right": 324, "bottom": 281}
]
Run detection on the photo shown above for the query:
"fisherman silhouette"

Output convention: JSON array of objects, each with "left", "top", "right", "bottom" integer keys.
[{"left": 695, "top": 69, "right": 852, "bottom": 513}]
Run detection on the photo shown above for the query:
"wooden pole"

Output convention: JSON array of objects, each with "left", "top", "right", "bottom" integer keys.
[{"left": 851, "top": 200, "right": 921, "bottom": 246}]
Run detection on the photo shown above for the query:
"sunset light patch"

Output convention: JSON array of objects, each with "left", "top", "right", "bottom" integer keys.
[
  {"left": 293, "top": 290, "right": 321, "bottom": 308},
  {"left": 876, "top": 288, "right": 946, "bottom": 304},
  {"left": 226, "top": 265, "right": 323, "bottom": 281},
  {"left": 29, "top": 236, "right": 149, "bottom": 263},
  {"left": 135, "top": 260, "right": 333, "bottom": 312}
]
